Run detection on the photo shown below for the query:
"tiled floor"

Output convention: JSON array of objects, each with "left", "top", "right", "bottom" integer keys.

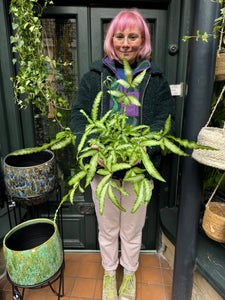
[{"left": 0, "top": 252, "right": 173, "bottom": 300}]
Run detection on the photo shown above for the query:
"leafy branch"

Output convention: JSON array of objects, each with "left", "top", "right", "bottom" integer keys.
[
  {"left": 55, "top": 56, "right": 214, "bottom": 216},
  {"left": 9, "top": 0, "right": 71, "bottom": 125}
]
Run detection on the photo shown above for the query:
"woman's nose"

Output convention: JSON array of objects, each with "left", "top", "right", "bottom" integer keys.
[{"left": 122, "top": 37, "right": 129, "bottom": 46}]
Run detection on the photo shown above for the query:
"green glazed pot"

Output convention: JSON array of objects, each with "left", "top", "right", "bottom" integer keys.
[{"left": 3, "top": 218, "right": 63, "bottom": 286}]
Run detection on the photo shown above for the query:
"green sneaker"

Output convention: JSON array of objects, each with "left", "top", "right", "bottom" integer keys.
[
  {"left": 103, "top": 270, "right": 118, "bottom": 300},
  {"left": 119, "top": 270, "right": 136, "bottom": 300}
]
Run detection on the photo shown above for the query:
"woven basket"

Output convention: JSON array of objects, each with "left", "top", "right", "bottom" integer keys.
[
  {"left": 202, "top": 202, "right": 225, "bottom": 243},
  {"left": 192, "top": 127, "right": 225, "bottom": 170},
  {"left": 215, "top": 52, "right": 225, "bottom": 81}
]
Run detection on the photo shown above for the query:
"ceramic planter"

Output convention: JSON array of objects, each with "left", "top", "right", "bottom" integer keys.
[
  {"left": 3, "top": 150, "right": 56, "bottom": 198},
  {"left": 3, "top": 218, "right": 63, "bottom": 286}
]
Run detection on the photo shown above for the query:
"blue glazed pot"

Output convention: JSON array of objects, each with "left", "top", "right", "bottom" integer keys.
[
  {"left": 3, "top": 150, "right": 56, "bottom": 198},
  {"left": 3, "top": 218, "right": 63, "bottom": 286}
]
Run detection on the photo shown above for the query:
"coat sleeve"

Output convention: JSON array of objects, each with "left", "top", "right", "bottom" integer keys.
[{"left": 144, "top": 73, "right": 176, "bottom": 166}]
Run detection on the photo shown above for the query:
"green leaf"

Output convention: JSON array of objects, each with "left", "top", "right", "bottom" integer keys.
[
  {"left": 96, "top": 174, "right": 112, "bottom": 200},
  {"left": 163, "top": 115, "right": 171, "bottom": 135},
  {"left": 108, "top": 183, "right": 126, "bottom": 212},
  {"left": 99, "top": 183, "right": 109, "bottom": 215},
  {"left": 163, "top": 138, "right": 188, "bottom": 156},
  {"left": 139, "top": 140, "right": 162, "bottom": 148},
  {"left": 80, "top": 109, "right": 93, "bottom": 124},
  {"left": 140, "top": 148, "right": 165, "bottom": 182},
  {"left": 91, "top": 91, "right": 103, "bottom": 122},
  {"left": 166, "top": 136, "right": 217, "bottom": 150},
  {"left": 85, "top": 153, "right": 99, "bottom": 187},
  {"left": 110, "top": 181, "right": 130, "bottom": 196},
  {"left": 111, "top": 163, "right": 131, "bottom": 172},
  {"left": 143, "top": 179, "right": 152, "bottom": 207},
  {"left": 108, "top": 90, "right": 126, "bottom": 98},
  {"left": 123, "top": 174, "right": 145, "bottom": 182},
  {"left": 117, "top": 79, "right": 131, "bottom": 89},
  {"left": 123, "top": 56, "right": 133, "bottom": 85},
  {"left": 97, "top": 169, "right": 111, "bottom": 176},
  {"left": 68, "top": 170, "right": 87, "bottom": 186},
  {"left": 51, "top": 136, "right": 71, "bottom": 150},
  {"left": 131, "top": 180, "right": 145, "bottom": 213},
  {"left": 128, "top": 95, "right": 141, "bottom": 106},
  {"left": 131, "top": 69, "right": 147, "bottom": 87},
  {"left": 78, "top": 148, "right": 99, "bottom": 160}
]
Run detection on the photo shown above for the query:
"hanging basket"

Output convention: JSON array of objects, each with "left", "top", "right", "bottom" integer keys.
[
  {"left": 215, "top": 52, "right": 225, "bottom": 81},
  {"left": 202, "top": 201, "right": 225, "bottom": 243},
  {"left": 192, "top": 85, "right": 225, "bottom": 170},
  {"left": 202, "top": 172, "right": 225, "bottom": 243},
  {"left": 192, "top": 127, "right": 225, "bottom": 170}
]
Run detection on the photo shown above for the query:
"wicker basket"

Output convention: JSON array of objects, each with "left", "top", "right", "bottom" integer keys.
[
  {"left": 202, "top": 202, "right": 225, "bottom": 243},
  {"left": 215, "top": 52, "right": 225, "bottom": 81},
  {"left": 192, "top": 127, "right": 225, "bottom": 170}
]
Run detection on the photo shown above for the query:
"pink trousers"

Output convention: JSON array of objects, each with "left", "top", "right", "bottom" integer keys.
[{"left": 91, "top": 174, "right": 151, "bottom": 272}]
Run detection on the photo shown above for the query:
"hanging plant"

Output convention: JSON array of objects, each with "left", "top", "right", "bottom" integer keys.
[{"left": 9, "top": 0, "right": 71, "bottom": 122}]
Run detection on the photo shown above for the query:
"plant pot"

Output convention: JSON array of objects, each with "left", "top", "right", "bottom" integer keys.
[
  {"left": 192, "top": 127, "right": 225, "bottom": 170},
  {"left": 202, "top": 202, "right": 225, "bottom": 243},
  {"left": 215, "top": 51, "right": 225, "bottom": 81},
  {"left": 3, "top": 218, "right": 63, "bottom": 286},
  {"left": 3, "top": 150, "right": 56, "bottom": 198}
]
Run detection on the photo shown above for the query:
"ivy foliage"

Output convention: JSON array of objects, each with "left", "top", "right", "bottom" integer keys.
[
  {"left": 9, "top": 0, "right": 70, "bottom": 120},
  {"left": 182, "top": 1, "right": 225, "bottom": 43}
]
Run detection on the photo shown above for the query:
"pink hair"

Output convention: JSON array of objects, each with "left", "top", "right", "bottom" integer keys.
[{"left": 104, "top": 10, "right": 151, "bottom": 61}]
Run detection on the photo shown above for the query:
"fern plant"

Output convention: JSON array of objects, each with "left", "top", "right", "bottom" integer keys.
[
  {"left": 13, "top": 55, "right": 213, "bottom": 218},
  {"left": 52, "top": 56, "right": 212, "bottom": 218}
]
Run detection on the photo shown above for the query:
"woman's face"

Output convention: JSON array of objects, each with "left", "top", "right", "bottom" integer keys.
[{"left": 113, "top": 26, "right": 143, "bottom": 65}]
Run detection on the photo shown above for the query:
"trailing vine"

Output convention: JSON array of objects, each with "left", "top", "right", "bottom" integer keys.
[{"left": 9, "top": 0, "right": 70, "bottom": 123}]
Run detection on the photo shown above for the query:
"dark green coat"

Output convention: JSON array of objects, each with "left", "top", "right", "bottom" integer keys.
[{"left": 70, "top": 57, "right": 175, "bottom": 176}]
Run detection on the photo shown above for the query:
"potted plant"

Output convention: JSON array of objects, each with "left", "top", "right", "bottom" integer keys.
[{"left": 3, "top": 0, "right": 75, "bottom": 199}]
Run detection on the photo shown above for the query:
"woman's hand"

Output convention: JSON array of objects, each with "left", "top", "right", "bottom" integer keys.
[{"left": 91, "top": 145, "right": 105, "bottom": 167}]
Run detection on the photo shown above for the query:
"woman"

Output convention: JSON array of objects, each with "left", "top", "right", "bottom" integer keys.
[{"left": 70, "top": 9, "right": 175, "bottom": 300}]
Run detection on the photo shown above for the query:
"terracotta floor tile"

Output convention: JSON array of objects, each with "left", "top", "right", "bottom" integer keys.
[
  {"left": 159, "top": 254, "right": 172, "bottom": 269},
  {"left": 44, "top": 295, "right": 70, "bottom": 300},
  {"left": 135, "top": 282, "right": 141, "bottom": 300},
  {"left": 142, "top": 283, "right": 165, "bottom": 300},
  {"left": 161, "top": 268, "right": 173, "bottom": 285},
  {"left": 77, "top": 261, "right": 100, "bottom": 279},
  {"left": 1, "top": 291, "right": 12, "bottom": 300},
  {"left": 97, "top": 264, "right": 104, "bottom": 279},
  {"left": 142, "top": 267, "right": 163, "bottom": 285},
  {"left": 50, "top": 275, "right": 75, "bottom": 297},
  {"left": 64, "top": 252, "right": 84, "bottom": 262},
  {"left": 94, "top": 279, "right": 102, "bottom": 300},
  {"left": 71, "top": 278, "right": 96, "bottom": 298},
  {"left": 136, "top": 266, "right": 141, "bottom": 283},
  {"left": 164, "top": 285, "right": 172, "bottom": 300},
  {"left": 82, "top": 253, "right": 101, "bottom": 262},
  {"left": 0, "top": 253, "right": 173, "bottom": 300},
  {"left": 140, "top": 254, "right": 160, "bottom": 268},
  {"left": 64, "top": 260, "right": 80, "bottom": 276},
  {"left": 23, "top": 293, "right": 46, "bottom": 300}
]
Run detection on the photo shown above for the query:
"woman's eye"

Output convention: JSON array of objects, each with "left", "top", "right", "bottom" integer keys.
[
  {"left": 129, "top": 35, "right": 137, "bottom": 41},
  {"left": 115, "top": 35, "right": 124, "bottom": 40}
]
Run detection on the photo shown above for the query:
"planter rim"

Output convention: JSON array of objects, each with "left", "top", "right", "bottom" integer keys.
[
  {"left": 3, "top": 218, "right": 57, "bottom": 253},
  {"left": 3, "top": 149, "right": 54, "bottom": 170}
]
